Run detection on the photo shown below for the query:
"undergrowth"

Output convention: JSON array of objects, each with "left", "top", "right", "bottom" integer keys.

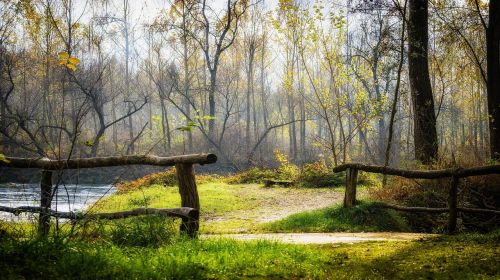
[
  {"left": 116, "top": 168, "right": 221, "bottom": 192},
  {"left": 369, "top": 156, "right": 500, "bottom": 233}
]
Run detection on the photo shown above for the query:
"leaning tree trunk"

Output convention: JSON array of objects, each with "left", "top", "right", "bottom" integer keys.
[
  {"left": 408, "top": 0, "right": 438, "bottom": 164},
  {"left": 487, "top": 0, "right": 500, "bottom": 159}
]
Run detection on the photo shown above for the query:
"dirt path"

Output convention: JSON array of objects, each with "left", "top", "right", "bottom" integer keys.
[
  {"left": 202, "top": 185, "right": 352, "bottom": 232},
  {"left": 201, "top": 185, "right": 373, "bottom": 233},
  {"left": 202, "top": 232, "right": 438, "bottom": 244}
]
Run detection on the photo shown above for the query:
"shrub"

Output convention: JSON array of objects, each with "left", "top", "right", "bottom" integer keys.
[
  {"left": 225, "top": 150, "right": 300, "bottom": 184},
  {"left": 225, "top": 167, "right": 278, "bottom": 184},
  {"left": 370, "top": 177, "right": 450, "bottom": 232},
  {"left": 274, "top": 150, "right": 300, "bottom": 181},
  {"left": 116, "top": 168, "right": 220, "bottom": 192},
  {"left": 358, "top": 172, "right": 381, "bottom": 187},
  {"left": 299, "top": 160, "right": 344, "bottom": 187}
]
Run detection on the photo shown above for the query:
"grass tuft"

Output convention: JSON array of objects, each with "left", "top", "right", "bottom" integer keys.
[{"left": 262, "top": 201, "right": 410, "bottom": 233}]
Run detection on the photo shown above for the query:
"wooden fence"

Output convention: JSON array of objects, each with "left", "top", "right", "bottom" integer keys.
[
  {"left": 332, "top": 163, "right": 500, "bottom": 234},
  {"left": 0, "top": 153, "right": 217, "bottom": 236}
]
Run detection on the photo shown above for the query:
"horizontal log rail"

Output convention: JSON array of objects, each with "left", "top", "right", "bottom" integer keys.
[
  {"left": 333, "top": 162, "right": 500, "bottom": 234},
  {"left": 0, "top": 153, "right": 217, "bottom": 170},
  {"left": 0, "top": 153, "right": 218, "bottom": 237},
  {"left": 0, "top": 206, "right": 198, "bottom": 221},
  {"left": 373, "top": 203, "right": 500, "bottom": 215},
  {"left": 331, "top": 162, "right": 500, "bottom": 179}
]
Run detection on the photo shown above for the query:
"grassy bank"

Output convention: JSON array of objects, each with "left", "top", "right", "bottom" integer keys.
[
  {"left": 0, "top": 231, "right": 498, "bottom": 279},
  {"left": 262, "top": 202, "right": 410, "bottom": 233}
]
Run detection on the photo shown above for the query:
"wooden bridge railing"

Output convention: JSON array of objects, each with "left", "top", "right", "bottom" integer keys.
[
  {"left": 332, "top": 163, "right": 500, "bottom": 234},
  {"left": 0, "top": 153, "right": 217, "bottom": 237}
]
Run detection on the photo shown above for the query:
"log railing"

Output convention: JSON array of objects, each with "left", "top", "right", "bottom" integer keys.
[
  {"left": 332, "top": 163, "right": 500, "bottom": 234},
  {"left": 0, "top": 153, "right": 217, "bottom": 237}
]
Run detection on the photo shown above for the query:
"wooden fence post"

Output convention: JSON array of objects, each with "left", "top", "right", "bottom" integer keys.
[
  {"left": 344, "top": 168, "right": 358, "bottom": 208},
  {"left": 448, "top": 175, "right": 459, "bottom": 234},
  {"left": 39, "top": 170, "right": 53, "bottom": 236},
  {"left": 175, "top": 163, "right": 200, "bottom": 236}
]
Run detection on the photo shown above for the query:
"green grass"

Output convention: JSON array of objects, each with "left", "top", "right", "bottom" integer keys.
[
  {"left": 0, "top": 231, "right": 498, "bottom": 279},
  {"left": 93, "top": 183, "right": 259, "bottom": 215},
  {"left": 91, "top": 182, "right": 345, "bottom": 233},
  {"left": 262, "top": 202, "right": 410, "bottom": 233}
]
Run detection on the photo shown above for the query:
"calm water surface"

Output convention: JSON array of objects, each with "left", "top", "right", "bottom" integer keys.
[{"left": 0, "top": 183, "right": 115, "bottom": 220}]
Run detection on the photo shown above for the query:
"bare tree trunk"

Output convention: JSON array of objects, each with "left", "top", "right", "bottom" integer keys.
[
  {"left": 208, "top": 70, "right": 217, "bottom": 141},
  {"left": 384, "top": 0, "right": 407, "bottom": 186},
  {"left": 160, "top": 99, "right": 171, "bottom": 154},
  {"left": 246, "top": 42, "right": 255, "bottom": 152},
  {"left": 182, "top": 7, "right": 193, "bottom": 153},
  {"left": 260, "top": 31, "right": 269, "bottom": 157}
]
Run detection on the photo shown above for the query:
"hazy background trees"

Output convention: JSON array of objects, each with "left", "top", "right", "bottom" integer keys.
[{"left": 0, "top": 0, "right": 496, "bottom": 170}]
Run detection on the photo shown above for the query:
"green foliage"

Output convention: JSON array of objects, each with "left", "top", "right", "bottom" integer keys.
[
  {"left": 262, "top": 201, "right": 410, "bottom": 233},
  {"left": 0, "top": 237, "right": 329, "bottom": 279},
  {"left": 298, "top": 160, "right": 344, "bottom": 187},
  {"left": 106, "top": 216, "right": 177, "bottom": 247},
  {"left": 358, "top": 171, "right": 381, "bottom": 187}
]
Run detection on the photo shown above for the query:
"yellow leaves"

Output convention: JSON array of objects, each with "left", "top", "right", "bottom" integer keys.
[
  {"left": 58, "top": 51, "right": 80, "bottom": 72},
  {"left": 84, "top": 140, "right": 94, "bottom": 147},
  {"left": 68, "top": 57, "right": 80, "bottom": 64},
  {"left": 58, "top": 51, "right": 69, "bottom": 59},
  {"left": 0, "top": 154, "right": 10, "bottom": 163}
]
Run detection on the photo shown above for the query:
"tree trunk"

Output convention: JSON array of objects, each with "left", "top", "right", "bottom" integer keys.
[
  {"left": 39, "top": 170, "right": 53, "bottom": 236},
  {"left": 408, "top": 0, "right": 438, "bottom": 164},
  {"left": 487, "top": 0, "right": 500, "bottom": 159},
  {"left": 182, "top": 11, "right": 193, "bottom": 153},
  {"left": 246, "top": 43, "right": 255, "bottom": 152},
  {"left": 208, "top": 70, "right": 217, "bottom": 141}
]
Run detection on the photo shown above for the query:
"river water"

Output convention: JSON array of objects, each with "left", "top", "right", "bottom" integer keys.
[{"left": 0, "top": 183, "right": 116, "bottom": 221}]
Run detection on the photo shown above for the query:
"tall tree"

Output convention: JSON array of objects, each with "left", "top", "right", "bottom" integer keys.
[
  {"left": 408, "top": 0, "right": 438, "bottom": 163},
  {"left": 487, "top": 0, "right": 500, "bottom": 159},
  {"left": 192, "top": 0, "right": 249, "bottom": 141}
]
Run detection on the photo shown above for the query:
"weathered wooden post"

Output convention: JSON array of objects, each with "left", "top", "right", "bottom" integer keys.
[
  {"left": 448, "top": 175, "right": 459, "bottom": 234},
  {"left": 39, "top": 170, "right": 53, "bottom": 236},
  {"left": 175, "top": 163, "right": 200, "bottom": 236},
  {"left": 344, "top": 168, "right": 358, "bottom": 208}
]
